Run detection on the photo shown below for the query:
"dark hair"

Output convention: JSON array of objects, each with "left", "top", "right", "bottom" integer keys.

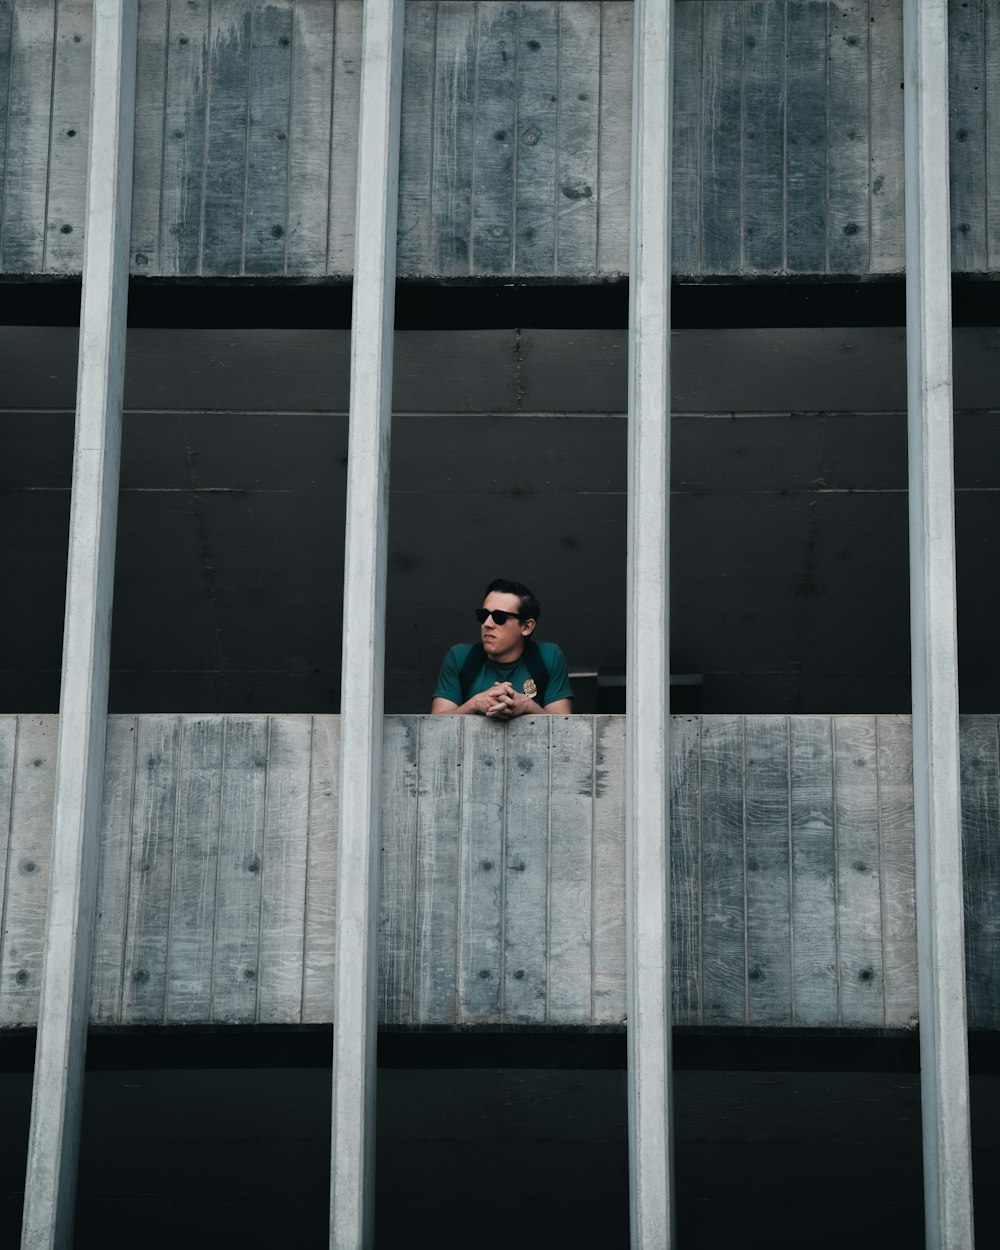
[{"left": 485, "top": 578, "right": 541, "bottom": 622}]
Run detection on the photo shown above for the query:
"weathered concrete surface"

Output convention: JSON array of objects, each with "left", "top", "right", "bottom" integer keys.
[
  {"left": 4, "top": 713, "right": 1000, "bottom": 1033},
  {"left": 1, "top": 1, "right": 998, "bottom": 278}
]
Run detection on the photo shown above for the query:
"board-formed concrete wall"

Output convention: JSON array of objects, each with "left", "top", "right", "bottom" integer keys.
[
  {"left": 1, "top": 712, "right": 999, "bottom": 1031},
  {"left": 0, "top": 0, "right": 998, "bottom": 279}
]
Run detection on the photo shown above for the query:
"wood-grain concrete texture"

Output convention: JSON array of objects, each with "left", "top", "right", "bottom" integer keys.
[
  {"left": 1, "top": 0, "right": 999, "bottom": 278},
  {"left": 1, "top": 712, "right": 999, "bottom": 1030}
]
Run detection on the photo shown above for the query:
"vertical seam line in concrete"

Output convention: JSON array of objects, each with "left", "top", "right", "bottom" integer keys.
[
  {"left": 208, "top": 715, "right": 228, "bottom": 1021},
  {"left": 553, "top": 1, "right": 561, "bottom": 275},
  {"left": 741, "top": 715, "right": 749, "bottom": 1025},
  {"left": 155, "top": 0, "right": 171, "bottom": 269},
  {"left": 298, "top": 716, "right": 313, "bottom": 1024},
  {"left": 510, "top": 0, "right": 519, "bottom": 272},
  {"left": 40, "top": 0, "right": 59, "bottom": 272},
  {"left": 283, "top": 3, "right": 294, "bottom": 275},
  {"left": 0, "top": 0, "right": 17, "bottom": 265},
  {"left": 697, "top": 714, "right": 704, "bottom": 1024},
  {"left": 254, "top": 715, "right": 273, "bottom": 1025},
  {"left": 239, "top": 0, "right": 255, "bottom": 275},
  {"left": 0, "top": 716, "right": 20, "bottom": 991},
  {"left": 981, "top": 0, "right": 989, "bottom": 256},
  {"left": 323, "top": 0, "right": 336, "bottom": 275},
  {"left": 427, "top": 0, "right": 439, "bottom": 273},
  {"left": 782, "top": 0, "right": 788, "bottom": 272},
  {"left": 824, "top": 0, "right": 830, "bottom": 274},
  {"left": 154, "top": 717, "right": 178, "bottom": 1023},
  {"left": 594, "top": 2, "right": 603, "bottom": 272},
  {"left": 162, "top": 715, "right": 184, "bottom": 1024},
  {"left": 985, "top": 1, "right": 990, "bottom": 270},
  {"left": 425, "top": 0, "right": 435, "bottom": 273},
  {"left": 589, "top": 715, "right": 596, "bottom": 1024},
  {"left": 787, "top": 715, "right": 796, "bottom": 1025},
  {"left": 454, "top": 717, "right": 465, "bottom": 1026},
  {"left": 118, "top": 716, "right": 140, "bottom": 1022},
  {"left": 988, "top": 3, "right": 995, "bottom": 269},
  {"left": 197, "top": 0, "right": 213, "bottom": 273},
  {"left": 408, "top": 714, "right": 421, "bottom": 1025},
  {"left": 468, "top": 0, "right": 481, "bottom": 274},
  {"left": 866, "top": 0, "right": 871, "bottom": 274},
  {"left": 875, "top": 714, "right": 888, "bottom": 1025},
  {"left": 698, "top": 0, "right": 705, "bottom": 275},
  {"left": 738, "top": 0, "right": 745, "bottom": 273},
  {"left": 499, "top": 713, "right": 508, "bottom": 1021},
  {"left": 832, "top": 716, "right": 842, "bottom": 1024},
  {"left": 544, "top": 717, "right": 552, "bottom": 1023}
]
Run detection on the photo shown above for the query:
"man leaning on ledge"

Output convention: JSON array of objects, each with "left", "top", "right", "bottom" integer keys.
[{"left": 431, "top": 578, "right": 573, "bottom": 718}]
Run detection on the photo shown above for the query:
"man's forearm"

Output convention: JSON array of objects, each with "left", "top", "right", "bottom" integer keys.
[
  {"left": 431, "top": 693, "right": 500, "bottom": 716},
  {"left": 431, "top": 697, "right": 477, "bottom": 715},
  {"left": 430, "top": 694, "right": 573, "bottom": 717}
]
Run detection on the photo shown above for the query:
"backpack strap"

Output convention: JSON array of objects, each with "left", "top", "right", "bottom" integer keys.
[
  {"left": 521, "top": 639, "right": 549, "bottom": 706},
  {"left": 458, "top": 644, "right": 487, "bottom": 703},
  {"left": 457, "top": 640, "right": 551, "bottom": 706}
]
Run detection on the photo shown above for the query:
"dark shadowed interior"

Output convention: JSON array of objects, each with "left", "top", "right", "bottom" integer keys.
[{"left": 5, "top": 321, "right": 1000, "bottom": 716}]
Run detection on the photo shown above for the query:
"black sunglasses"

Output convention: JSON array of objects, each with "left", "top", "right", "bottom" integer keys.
[{"left": 475, "top": 608, "right": 526, "bottom": 625}]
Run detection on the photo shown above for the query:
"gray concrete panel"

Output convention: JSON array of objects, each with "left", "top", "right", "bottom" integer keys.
[
  {"left": 2, "top": 713, "right": 1000, "bottom": 1036},
  {"left": 2, "top": 2, "right": 999, "bottom": 278}
]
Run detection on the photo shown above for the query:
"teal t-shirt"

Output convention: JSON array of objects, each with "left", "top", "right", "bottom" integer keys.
[{"left": 433, "top": 641, "right": 573, "bottom": 707}]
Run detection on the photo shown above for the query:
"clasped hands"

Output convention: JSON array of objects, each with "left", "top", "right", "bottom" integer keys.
[{"left": 476, "top": 681, "right": 539, "bottom": 719}]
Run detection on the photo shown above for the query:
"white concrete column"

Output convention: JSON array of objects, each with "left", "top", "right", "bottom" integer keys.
[
  {"left": 20, "top": 3, "right": 137, "bottom": 1248},
  {"left": 626, "top": 0, "right": 676, "bottom": 1246},
  {"left": 903, "top": 2, "right": 975, "bottom": 1247},
  {"left": 329, "top": 0, "right": 404, "bottom": 1246}
]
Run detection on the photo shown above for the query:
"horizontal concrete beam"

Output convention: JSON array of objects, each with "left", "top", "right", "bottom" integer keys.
[
  {"left": 4, "top": 713, "right": 1000, "bottom": 1033},
  {"left": 1, "top": 0, "right": 996, "bottom": 279}
]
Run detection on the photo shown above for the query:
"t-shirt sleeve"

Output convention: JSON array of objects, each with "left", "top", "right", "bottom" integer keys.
[
  {"left": 432, "top": 645, "right": 466, "bottom": 704},
  {"left": 542, "top": 644, "right": 573, "bottom": 705}
]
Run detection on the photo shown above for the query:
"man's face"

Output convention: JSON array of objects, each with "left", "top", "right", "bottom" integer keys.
[{"left": 480, "top": 590, "right": 535, "bottom": 662}]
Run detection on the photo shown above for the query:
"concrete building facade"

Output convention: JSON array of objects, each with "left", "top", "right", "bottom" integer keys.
[{"left": 2, "top": 0, "right": 999, "bottom": 1245}]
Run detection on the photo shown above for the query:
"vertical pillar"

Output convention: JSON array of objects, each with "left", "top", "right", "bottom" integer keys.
[
  {"left": 20, "top": 3, "right": 137, "bottom": 1247},
  {"left": 626, "top": 0, "right": 675, "bottom": 1246},
  {"left": 903, "top": 2, "right": 976, "bottom": 1247},
  {"left": 329, "top": 0, "right": 404, "bottom": 1246}
]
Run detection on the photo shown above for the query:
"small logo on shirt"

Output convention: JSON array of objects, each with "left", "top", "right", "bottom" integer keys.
[{"left": 522, "top": 678, "right": 537, "bottom": 698}]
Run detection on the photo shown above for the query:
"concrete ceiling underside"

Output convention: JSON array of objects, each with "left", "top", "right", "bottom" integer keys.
[{"left": 3, "top": 326, "right": 1000, "bottom": 714}]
